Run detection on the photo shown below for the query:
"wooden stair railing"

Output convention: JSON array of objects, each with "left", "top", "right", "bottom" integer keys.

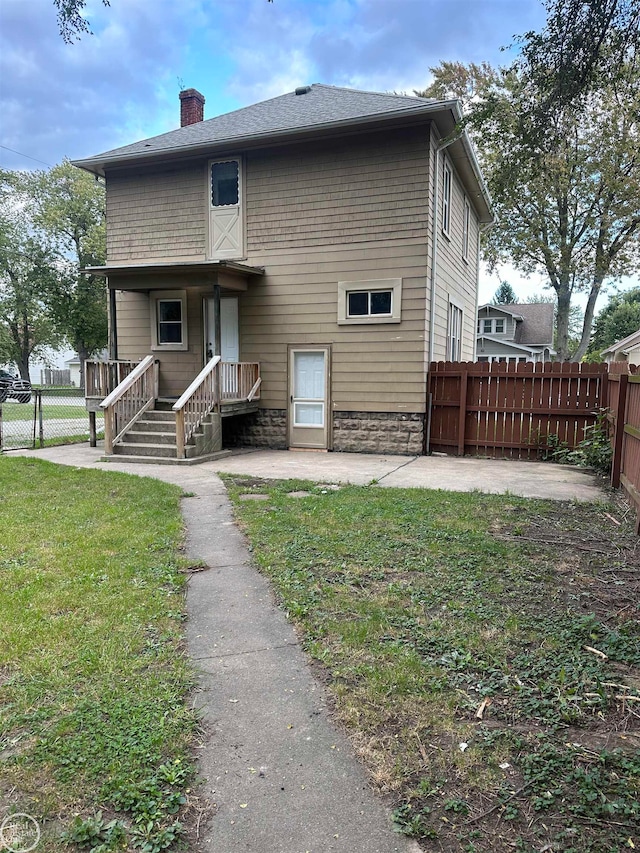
[
  {"left": 172, "top": 356, "right": 222, "bottom": 459},
  {"left": 100, "top": 355, "right": 158, "bottom": 454}
]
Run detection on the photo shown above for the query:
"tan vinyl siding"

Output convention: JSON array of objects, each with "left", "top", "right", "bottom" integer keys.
[
  {"left": 430, "top": 129, "right": 480, "bottom": 361},
  {"left": 240, "top": 239, "right": 429, "bottom": 413},
  {"left": 245, "top": 126, "right": 430, "bottom": 250},
  {"left": 107, "top": 164, "right": 207, "bottom": 263},
  {"left": 115, "top": 287, "right": 207, "bottom": 397}
]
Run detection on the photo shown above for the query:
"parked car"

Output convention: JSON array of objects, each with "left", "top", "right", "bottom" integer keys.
[{"left": 0, "top": 369, "right": 32, "bottom": 404}]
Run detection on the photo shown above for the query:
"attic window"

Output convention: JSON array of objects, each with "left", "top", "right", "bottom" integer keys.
[{"left": 211, "top": 161, "right": 239, "bottom": 206}]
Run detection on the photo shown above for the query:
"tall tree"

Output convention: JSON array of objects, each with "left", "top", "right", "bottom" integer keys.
[
  {"left": 493, "top": 281, "right": 517, "bottom": 304},
  {"left": 0, "top": 211, "right": 62, "bottom": 380},
  {"left": 29, "top": 160, "right": 107, "bottom": 387},
  {"left": 419, "top": 6, "right": 640, "bottom": 361},
  {"left": 588, "top": 287, "right": 640, "bottom": 358}
]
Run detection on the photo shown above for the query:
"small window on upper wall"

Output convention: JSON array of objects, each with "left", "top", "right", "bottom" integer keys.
[
  {"left": 494, "top": 318, "right": 505, "bottom": 334},
  {"left": 442, "top": 161, "right": 452, "bottom": 236},
  {"left": 337, "top": 279, "right": 402, "bottom": 325},
  {"left": 211, "top": 161, "right": 239, "bottom": 207}
]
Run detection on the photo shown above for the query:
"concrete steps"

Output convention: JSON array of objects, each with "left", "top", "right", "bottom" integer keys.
[{"left": 104, "top": 408, "right": 230, "bottom": 465}]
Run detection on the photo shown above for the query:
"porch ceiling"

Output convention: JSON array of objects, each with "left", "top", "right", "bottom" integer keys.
[{"left": 82, "top": 259, "right": 265, "bottom": 291}]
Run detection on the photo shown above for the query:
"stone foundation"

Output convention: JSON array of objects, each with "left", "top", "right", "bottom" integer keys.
[
  {"left": 222, "top": 408, "right": 288, "bottom": 449},
  {"left": 332, "top": 411, "right": 424, "bottom": 455},
  {"left": 223, "top": 408, "right": 425, "bottom": 455}
]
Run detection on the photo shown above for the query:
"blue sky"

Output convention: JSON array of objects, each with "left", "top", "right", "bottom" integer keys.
[{"left": 0, "top": 0, "right": 590, "bottom": 308}]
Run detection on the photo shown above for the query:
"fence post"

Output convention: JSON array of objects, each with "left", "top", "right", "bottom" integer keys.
[
  {"left": 457, "top": 368, "right": 468, "bottom": 456},
  {"left": 611, "top": 373, "right": 628, "bottom": 489},
  {"left": 37, "top": 391, "right": 44, "bottom": 448}
]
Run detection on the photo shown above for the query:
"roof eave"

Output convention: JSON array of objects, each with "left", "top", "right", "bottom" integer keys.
[{"left": 72, "top": 99, "right": 464, "bottom": 178}]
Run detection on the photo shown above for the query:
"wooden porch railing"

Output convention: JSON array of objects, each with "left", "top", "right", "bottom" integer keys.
[
  {"left": 221, "top": 361, "right": 261, "bottom": 401},
  {"left": 173, "top": 356, "right": 222, "bottom": 459},
  {"left": 173, "top": 360, "right": 261, "bottom": 458},
  {"left": 100, "top": 355, "right": 158, "bottom": 454},
  {"left": 85, "top": 360, "right": 138, "bottom": 398}
]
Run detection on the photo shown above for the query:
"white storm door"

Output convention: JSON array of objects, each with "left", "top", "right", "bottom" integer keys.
[
  {"left": 220, "top": 298, "right": 239, "bottom": 362},
  {"left": 289, "top": 348, "right": 330, "bottom": 450},
  {"left": 209, "top": 159, "right": 243, "bottom": 259}
]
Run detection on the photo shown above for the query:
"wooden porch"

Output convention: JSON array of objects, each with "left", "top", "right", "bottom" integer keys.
[{"left": 85, "top": 358, "right": 261, "bottom": 463}]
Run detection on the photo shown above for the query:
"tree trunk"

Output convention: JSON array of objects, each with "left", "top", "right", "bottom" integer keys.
[
  {"left": 571, "top": 274, "right": 605, "bottom": 362},
  {"left": 555, "top": 286, "right": 572, "bottom": 361}
]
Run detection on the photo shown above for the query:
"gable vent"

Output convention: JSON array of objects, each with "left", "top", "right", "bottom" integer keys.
[{"left": 295, "top": 86, "right": 312, "bottom": 95}]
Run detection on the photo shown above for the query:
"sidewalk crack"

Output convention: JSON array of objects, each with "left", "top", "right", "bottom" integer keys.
[
  {"left": 374, "top": 455, "right": 419, "bottom": 484},
  {"left": 193, "top": 640, "right": 299, "bottom": 662}
]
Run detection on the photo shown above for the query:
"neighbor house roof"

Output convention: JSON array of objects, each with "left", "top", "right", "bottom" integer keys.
[
  {"left": 72, "top": 83, "right": 493, "bottom": 222},
  {"left": 477, "top": 302, "right": 554, "bottom": 346},
  {"left": 476, "top": 335, "right": 547, "bottom": 355},
  {"left": 601, "top": 328, "right": 640, "bottom": 356}
]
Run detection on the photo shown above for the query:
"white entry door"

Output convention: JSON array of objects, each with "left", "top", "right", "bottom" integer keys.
[
  {"left": 204, "top": 297, "right": 240, "bottom": 395},
  {"left": 220, "top": 298, "right": 239, "bottom": 362},
  {"left": 288, "top": 347, "right": 330, "bottom": 450}
]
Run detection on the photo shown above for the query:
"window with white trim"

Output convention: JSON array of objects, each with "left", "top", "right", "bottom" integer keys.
[
  {"left": 448, "top": 302, "right": 463, "bottom": 361},
  {"left": 477, "top": 317, "right": 506, "bottom": 335},
  {"left": 442, "top": 161, "right": 452, "bottom": 236},
  {"left": 337, "top": 279, "right": 402, "bottom": 325},
  {"left": 151, "top": 291, "right": 188, "bottom": 351},
  {"left": 462, "top": 197, "right": 471, "bottom": 260}
]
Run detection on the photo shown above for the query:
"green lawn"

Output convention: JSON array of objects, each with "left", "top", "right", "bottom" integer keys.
[
  {"left": 225, "top": 477, "right": 640, "bottom": 853},
  {"left": 0, "top": 457, "right": 196, "bottom": 852},
  {"left": 0, "top": 402, "right": 103, "bottom": 422}
]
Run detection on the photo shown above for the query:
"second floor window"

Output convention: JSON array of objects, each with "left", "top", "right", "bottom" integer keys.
[
  {"left": 478, "top": 318, "right": 506, "bottom": 335},
  {"left": 211, "top": 161, "right": 239, "bottom": 206},
  {"left": 463, "top": 198, "right": 471, "bottom": 260},
  {"left": 442, "top": 161, "right": 452, "bottom": 236}
]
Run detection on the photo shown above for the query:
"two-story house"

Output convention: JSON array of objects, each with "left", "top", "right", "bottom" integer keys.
[
  {"left": 75, "top": 84, "right": 493, "bottom": 461},
  {"left": 476, "top": 303, "right": 555, "bottom": 364}
]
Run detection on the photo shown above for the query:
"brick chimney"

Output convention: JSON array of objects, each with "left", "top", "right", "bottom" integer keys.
[{"left": 179, "top": 89, "right": 205, "bottom": 127}]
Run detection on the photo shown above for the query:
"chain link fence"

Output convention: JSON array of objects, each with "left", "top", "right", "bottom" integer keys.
[{"left": 0, "top": 388, "right": 104, "bottom": 452}]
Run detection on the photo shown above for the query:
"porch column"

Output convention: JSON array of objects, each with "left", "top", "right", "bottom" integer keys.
[
  {"left": 213, "top": 284, "right": 221, "bottom": 357},
  {"left": 108, "top": 284, "right": 118, "bottom": 360}
]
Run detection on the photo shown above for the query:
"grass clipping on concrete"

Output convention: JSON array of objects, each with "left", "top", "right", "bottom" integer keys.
[
  {"left": 0, "top": 457, "right": 197, "bottom": 852},
  {"left": 225, "top": 476, "right": 640, "bottom": 853}
]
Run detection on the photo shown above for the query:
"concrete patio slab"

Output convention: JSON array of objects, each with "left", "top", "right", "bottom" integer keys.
[{"left": 212, "top": 448, "right": 606, "bottom": 502}]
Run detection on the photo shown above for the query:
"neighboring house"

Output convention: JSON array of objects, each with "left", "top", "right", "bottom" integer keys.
[
  {"left": 601, "top": 328, "right": 640, "bottom": 365},
  {"left": 476, "top": 303, "right": 555, "bottom": 364},
  {"left": 63, "top": 356, "right": 81, "bottom": 387},
  {"left": 73, "top": 84, "right": 493, "bottom": 459}
]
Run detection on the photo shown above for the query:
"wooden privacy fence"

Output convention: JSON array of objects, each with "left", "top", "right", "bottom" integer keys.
[
  {"left": 427, "top": 361, "right": 609, "bottom": 460},
  {"left": 607, "top": 362, "right": 640, "bottom": 530}
]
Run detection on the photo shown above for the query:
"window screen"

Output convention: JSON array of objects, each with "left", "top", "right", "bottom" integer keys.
[{"left": 211, "top": 161, "right": 239, "bottom": 206}]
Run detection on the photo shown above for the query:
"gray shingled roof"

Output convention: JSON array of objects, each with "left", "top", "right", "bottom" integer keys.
[
  {"left": 77, "top": 84, "right": 446, "bottom": 164},
  {"left": 511, "top": 303, "right": 555, "bottom": 346},
  {"left": 73, "top": 83, "right": 493, "bottom": 222}
]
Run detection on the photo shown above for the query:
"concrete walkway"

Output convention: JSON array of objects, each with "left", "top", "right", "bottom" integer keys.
[
  {"left": 7, "top": 444, "right": 606, "bottom": 851},
  {"left": 9, "top": 444, "right": 420, "bottom": 853}
]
